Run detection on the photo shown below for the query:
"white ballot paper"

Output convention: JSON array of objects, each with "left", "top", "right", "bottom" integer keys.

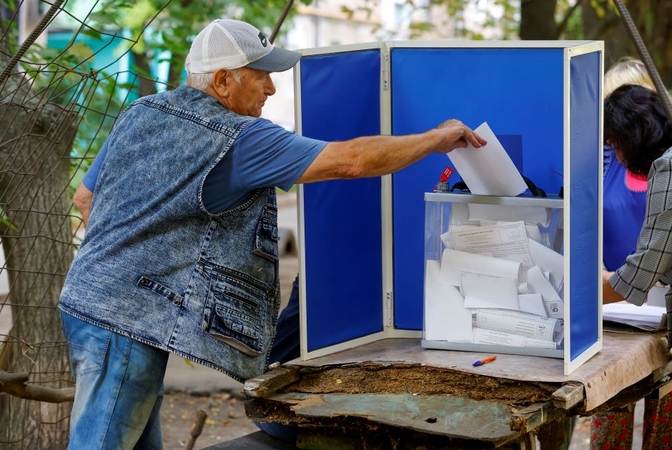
[
  {"left": 525, "top": 265, "right": 564, "bottom": 319},
  {"left": 518, "top": 293, "right": 548, "bottom": 318},
  {"left": 440, "top": 248, "right": 522, "bottom": 287},
  {"left": 471, "top": 328, "right": 558, "bottom": 348},
  {"left": 528, "top": 238, "right": 564, "bottom": 291},
  {"left": 448, "top": 221, "right": 533, "bottom": 267},
  {"left": 467, "top": 204, "right": 551, "bottom": 227},
  {"left": 447, "top": 122, "right": 528, "bottom": 196},
  {"left": 461, "top": 270, "right": 519, "bottom": 310},
  {"left": 424, "top": 260, "right": 473, "bottom": 341},
  {"left": 475, "top": 309, "right": 561, "bottom": 342}
]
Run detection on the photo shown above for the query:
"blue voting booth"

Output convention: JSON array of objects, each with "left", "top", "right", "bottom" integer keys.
[{"left": 294, "top": 41, "right": 603, "bottom": 375}]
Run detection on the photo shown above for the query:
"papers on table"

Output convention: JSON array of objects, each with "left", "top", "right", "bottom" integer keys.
[
  {"left": 446, "top": 122, "right": 528, "bottom": 196},
  {"left": 602, "top": 301, "right": 666, "bottom": 332}
]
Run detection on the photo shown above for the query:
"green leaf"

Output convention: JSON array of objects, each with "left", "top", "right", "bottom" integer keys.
[{"left": 67, "top": 42, "right": 95, "bottom": 61}]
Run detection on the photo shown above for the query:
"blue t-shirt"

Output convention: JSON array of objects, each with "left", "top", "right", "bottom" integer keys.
[
  {"left": 82, "top": 140, "right": 107, "bottom": 191},
  {"left": 602, "top": 145, "right": 648, "bottom": 271},
  {"left": 83, "top": 118, "right": 326, "bottom": 213}
]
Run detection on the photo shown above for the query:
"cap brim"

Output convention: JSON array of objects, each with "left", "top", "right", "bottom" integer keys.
[{"left": 246, "top": 47, "right": 301, "bottom": 72}]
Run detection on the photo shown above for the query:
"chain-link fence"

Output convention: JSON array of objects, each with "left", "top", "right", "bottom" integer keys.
[{"left": 0, "top": 1, "right": 168, "bottom": 447}]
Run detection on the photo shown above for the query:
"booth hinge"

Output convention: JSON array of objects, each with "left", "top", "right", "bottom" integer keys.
[
  {"left": 382, "top": 52, "right": 390, "bottom": 90},
  {"left": 385, "top": 290, "right": 393, "bottom": 327}
]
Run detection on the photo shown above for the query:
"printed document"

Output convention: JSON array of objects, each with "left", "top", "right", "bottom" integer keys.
[
  {"left": 447, "top": 122, "right": 528, "bottom": 196},
  {"left": 448, "top": 221, "right": 533, "bottom": 266}
]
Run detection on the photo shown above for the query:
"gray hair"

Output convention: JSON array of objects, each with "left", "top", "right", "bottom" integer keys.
[{"left": 186, "top": 69, "right": 242, "bottom": 91}]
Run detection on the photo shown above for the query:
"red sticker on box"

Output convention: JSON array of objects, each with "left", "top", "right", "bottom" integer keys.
[{"left": 440, "top": 166, "right": 454, "bottom": 182}]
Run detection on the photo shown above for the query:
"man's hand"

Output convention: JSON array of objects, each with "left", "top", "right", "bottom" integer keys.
[
  {"left": 73, "top": 183, "right": 93, "bottom": 227},
  {"left": 434, "top": 119, "right": 487, "bottom": 153}
]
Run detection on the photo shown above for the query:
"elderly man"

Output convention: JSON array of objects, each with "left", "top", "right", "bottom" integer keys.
[{"left": 60, "top": 18, "right": 485, "bottom": 449}]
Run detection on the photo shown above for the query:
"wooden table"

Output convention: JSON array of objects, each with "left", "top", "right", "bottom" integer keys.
[{"left": 244, "top": 332, "right": 672, "bottom": 449}]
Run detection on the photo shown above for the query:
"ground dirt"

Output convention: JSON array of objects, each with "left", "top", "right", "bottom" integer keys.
[{"left": 161, "top": 390, "right": 260, "bottom": 449}]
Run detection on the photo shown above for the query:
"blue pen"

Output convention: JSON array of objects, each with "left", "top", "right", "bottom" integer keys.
[{"left": 472, "top": 355, "right": 497, "bottom": 367}]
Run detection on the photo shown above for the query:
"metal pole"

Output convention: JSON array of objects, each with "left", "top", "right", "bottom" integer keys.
[
  {"left": 611, "top": 0, "right": 672, "bottom": 121},
  {"left": 270, "top": 0, "right": 295, "bottom": 44},
  {"left": 0, "top": 0, "right": 67, "bottom": 86}
]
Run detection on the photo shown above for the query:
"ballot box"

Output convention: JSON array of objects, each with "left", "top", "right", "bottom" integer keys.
[
  {"left": 422, "top": 193, "right": 567, "bottom": 357},
  {"left": 294, "top": 40, "right": 603, "bottom": 375}
]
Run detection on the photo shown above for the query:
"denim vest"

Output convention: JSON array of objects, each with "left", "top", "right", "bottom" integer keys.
[{"left": 59, "top": 86, "right": 281, "bottom": 382}]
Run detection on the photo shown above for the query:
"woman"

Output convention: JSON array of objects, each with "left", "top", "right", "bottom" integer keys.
[
  {"left": 602, "top": 84, "right": 672, "bottom": 305},
  {"left": 602, "top": 58, "right": 655, "bottom": 271}
]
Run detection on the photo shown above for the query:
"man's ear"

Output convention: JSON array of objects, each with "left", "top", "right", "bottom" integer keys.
[{"left": 211, "top": 69, "right": 229, "bottom": 96}]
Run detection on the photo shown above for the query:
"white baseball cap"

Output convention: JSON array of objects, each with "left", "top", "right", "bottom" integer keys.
[{"left": 185, "top": 19, "right": 301, "bottom": 74}]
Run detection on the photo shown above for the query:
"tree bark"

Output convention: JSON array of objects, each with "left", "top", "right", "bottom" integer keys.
[
  {"left": 0, "top": 52, "right": 78, "bottom": 448},
  {"left": 650, "top": 0, "right": 672, "bottom": 88}
]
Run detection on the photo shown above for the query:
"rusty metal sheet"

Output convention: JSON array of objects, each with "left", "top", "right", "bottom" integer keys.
[{"left": 267, "top": 392, "right": 523, "bottom": 444}]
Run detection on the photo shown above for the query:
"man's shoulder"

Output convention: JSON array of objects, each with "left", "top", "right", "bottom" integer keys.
[
  {"left": 241, "top": 118, "right": 285, "bottom": 134},
  {"left": 135, "top": 86, "right": 204, "bottom": 107}
]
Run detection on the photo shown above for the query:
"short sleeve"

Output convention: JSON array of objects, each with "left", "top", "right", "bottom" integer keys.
[
  {"left": 82, "top": 140, "right": 109, "bottom": 191},
  {"left": 202, "top": 119, "right": 327, "bottom": 213}
]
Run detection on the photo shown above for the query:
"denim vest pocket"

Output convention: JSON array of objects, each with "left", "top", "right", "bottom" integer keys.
[
  {"left": 254, "top": 205, "right": 279, "bottom": 262},
  {"left": 202, "top": 268, "right": 266, "bottom": 356},
  {"left": 137, "top": 276, "right": 184, "bottom": 306}
]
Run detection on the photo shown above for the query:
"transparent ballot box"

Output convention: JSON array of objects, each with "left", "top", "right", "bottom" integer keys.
[{"left": 422, "top": 192, "right": 565, "bottom": 358}]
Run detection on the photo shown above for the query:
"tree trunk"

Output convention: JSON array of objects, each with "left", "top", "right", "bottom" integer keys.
[
  {"left": 650, "top": 0, "right": 672, "bottom": 89},
  {"left": 0, "top": 58, "right": 78, "bottom": 448},
  {"left": 582, "top": 0, "right": 670, "bottom": 87},
  {"left": 134, "top": 52, "right": 159, "bottom": 97},
  {"left": 519, "top": 0, "right": 557, "bottom": 39}
]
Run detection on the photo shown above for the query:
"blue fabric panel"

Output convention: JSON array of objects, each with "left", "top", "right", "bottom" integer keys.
[
  {"left": 299, "top": 51, "right": 384, "bottom": 351},
  {"left": 568, "top": 52, "right": 601, "bottom": 360},
  {"left": 390, "top": 48, "right": 564, "bottom": 329}
]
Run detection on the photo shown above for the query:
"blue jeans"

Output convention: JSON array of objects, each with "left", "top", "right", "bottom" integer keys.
[{"left": 60, "top": 311, "right": 169, "bottom": 450}]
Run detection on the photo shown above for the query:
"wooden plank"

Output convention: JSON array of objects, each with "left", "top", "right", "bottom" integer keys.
[
  {"left": 510, "top": 402, "right": 567, "bottom": 433},
  {"left": 244, "top": 367, "right": 299, "bottom": 398},
  {"left": 551, "top": 382, "right": 585, "bottom": 410}
]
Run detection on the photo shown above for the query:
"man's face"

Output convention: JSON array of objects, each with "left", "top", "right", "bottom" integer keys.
[{"left": 225, "top": 67, "right": 276, "bottom": 117}]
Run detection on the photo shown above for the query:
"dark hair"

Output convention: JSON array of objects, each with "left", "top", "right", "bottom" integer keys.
[{"left": 604, "top": 84, "right": 672, "bottom": 176}]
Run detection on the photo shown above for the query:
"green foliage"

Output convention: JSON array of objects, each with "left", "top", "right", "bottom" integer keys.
[
  {"left": 83, "top": 0, "right": 312, "bottom": 87},
  {"left": 589, "top": 0, "right": 607, "bottom": 18},
  {"left": 16, "top": 0, "right": 311, "bottom": 197},
  {"left": 21, "top": 39, "right": 134, "bottom": 194},
  {"left": 1, "top": 0, "right": 19, "bottom": 55}
]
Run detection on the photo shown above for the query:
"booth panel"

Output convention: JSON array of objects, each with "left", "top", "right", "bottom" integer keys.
[
  {"left": 568, "top": 51, "right": 602, "bottom": 360},
  {"left": 299, "top": 50, "right": 384, "bottom": 351},
  {"left": 390, "top": 48, "right": 565, "bottom": 329}
]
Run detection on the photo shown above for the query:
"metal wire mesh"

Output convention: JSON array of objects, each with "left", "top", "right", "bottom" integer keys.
[{"left": 0, "top": 1, "right": 170, "bottom": 447}]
